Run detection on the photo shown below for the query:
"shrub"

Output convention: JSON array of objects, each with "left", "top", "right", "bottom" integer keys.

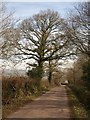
[
  {"left": 3, "top": 76, "right": 23, "bottom": 104},
  {"left": 2, "top": 76, "right": 41, "bottom": 105},
  {"left": 82, "top": 60, "right": 90, "bottom": 84},
  {"left": 2, "top": 73, "right": 53, "bottom": 106},
  {"left": 27, "top": 67, "right": 43, "bottom": 80},
  {"left": 69, "top": 85, "right": 90, "bottom": 110}
]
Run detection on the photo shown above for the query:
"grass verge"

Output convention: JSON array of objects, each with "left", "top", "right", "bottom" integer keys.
[
  {"left": 66, "top": 86, "right": 88, "bottom": 119},
  {"left": 3, "top": 93, "right": 39, "bottom": 118}
]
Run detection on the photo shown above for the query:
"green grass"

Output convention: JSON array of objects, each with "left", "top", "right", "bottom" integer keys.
[{"left": 66, "top": 87, "right": 88, "bottom": 119}]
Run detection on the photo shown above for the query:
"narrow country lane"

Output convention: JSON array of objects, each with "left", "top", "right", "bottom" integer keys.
[{"left": 7, "top": 86, "right": 71, "bottom": 119}]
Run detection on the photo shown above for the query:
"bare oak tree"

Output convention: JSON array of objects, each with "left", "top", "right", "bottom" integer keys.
[{"left": 16, "top": 10, "right": 70, "bottom": 79}]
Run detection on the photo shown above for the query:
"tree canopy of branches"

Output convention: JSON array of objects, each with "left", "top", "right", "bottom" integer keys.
[
  {"left": 68, "top": 2, "right": 90, "bottom": 58},
  {"left": 0, "top": 3, "right": 19, "bottom": 59},
  {"left": 44, "top": 59, "right": 62, "bottom": 84},
  {"left": 67, "top": 2, "right": 90, "bottom": 84},
  {"left": 16, "top": 9, "right": 70, "bottom": 80}
]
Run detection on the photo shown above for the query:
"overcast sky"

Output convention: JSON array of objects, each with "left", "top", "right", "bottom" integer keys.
[
  {"left": 6, "top": 2, "right": 79, "bottom": 20},
  {"left": 4, "top": 0, "right": 86, "bottom": 2}
]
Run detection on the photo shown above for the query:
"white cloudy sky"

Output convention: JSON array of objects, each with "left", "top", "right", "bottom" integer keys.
[
  {"left": 6, "top": 2, "right": 79, "bottom": 19},
  {"left": 4, "top": 0, "right": 87, "bottom": 2}
]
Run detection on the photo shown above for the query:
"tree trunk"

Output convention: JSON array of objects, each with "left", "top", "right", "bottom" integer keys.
[
  {"left": 38, "top": 61, "right": 43, "bottom": 79},
  {"left": 48, "top": 59, "right": 52, "bottom": 84},
  {"left": 48, "top": 71, "right": 52, "bottom": 84}
]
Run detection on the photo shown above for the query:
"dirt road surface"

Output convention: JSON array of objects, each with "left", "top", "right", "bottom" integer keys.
[{"left": 7, "top": 86, "right": 71, "bottom": 119}]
